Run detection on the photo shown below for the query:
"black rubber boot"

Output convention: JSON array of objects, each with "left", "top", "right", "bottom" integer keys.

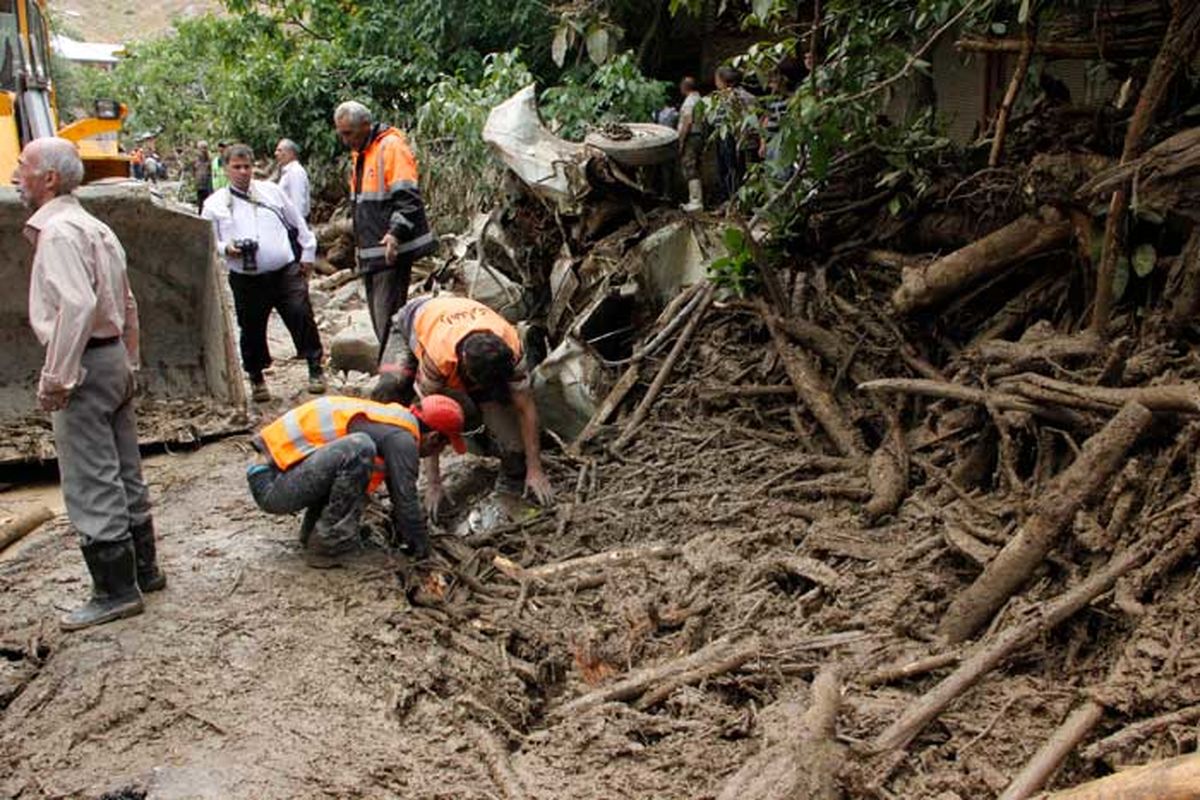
[
  {"left": 60, "top": 540, "right": 144, "bottom": 632},
  {"left": 131, "top": 519, "right": 167, "bottom": 592}
]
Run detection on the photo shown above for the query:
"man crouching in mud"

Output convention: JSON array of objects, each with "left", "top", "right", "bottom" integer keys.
[{"left": 246, "top": 394, "right": 466, "bottom": 566}]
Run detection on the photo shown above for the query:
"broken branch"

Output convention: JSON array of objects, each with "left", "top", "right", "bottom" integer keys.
[{"left": 940, "top": 401, "right": 1152, "bottom": 643}]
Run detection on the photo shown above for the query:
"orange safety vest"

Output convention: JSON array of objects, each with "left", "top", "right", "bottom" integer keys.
[
  {"left": 348, "top": 125, "right": 436, "bottom": 268},
  {"left": 258, "top": 396, "right": 420, "bottom": 492},
  {"left": 412, "top": 297, "right": 522, "bottom": 391}
]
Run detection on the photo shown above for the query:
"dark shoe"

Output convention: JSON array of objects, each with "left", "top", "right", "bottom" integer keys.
[
  {"left": 61, "top": 540, "right": 144, "bottom": 632},
  {"left": 307, "top": 366, "right": 326, "bottom": 395},
  {"left": 302, "top": 540, "right": 356, "bottom": 569},
  {"left": 251, "top": 379, "right": 271, "bottom": 403},
  {"left": 130, "top": 519, "right": 167, "bottom": 592}
]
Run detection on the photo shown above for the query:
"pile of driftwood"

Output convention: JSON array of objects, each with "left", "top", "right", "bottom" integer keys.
[{"left": 487, "top": 5, "right": 1200, "bottom": 798}]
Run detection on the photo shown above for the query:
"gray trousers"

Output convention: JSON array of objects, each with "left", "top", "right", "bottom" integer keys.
[
  {"left": 53, "top": 342, "right": 152, "bottom": 546},
  {"left": 246, "top": 433, "right": 376, "bottom": 552}
]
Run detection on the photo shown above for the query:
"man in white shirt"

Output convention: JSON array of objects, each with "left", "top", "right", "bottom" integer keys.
[
  {"left": 201, "top": 143, "right": 325, "bottom": 402},
  {"left": 274, "top": 138, "right": 310, "bottom": 220}
]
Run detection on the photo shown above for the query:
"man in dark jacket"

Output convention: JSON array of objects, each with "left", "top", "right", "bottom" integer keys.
[{"left": 333, "top": 101, "right": 437, "bottom": 356}]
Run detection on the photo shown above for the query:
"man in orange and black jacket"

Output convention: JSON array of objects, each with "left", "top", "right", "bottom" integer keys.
[{"left": 333, "top": 100, "right": 437, "bottom": 356}]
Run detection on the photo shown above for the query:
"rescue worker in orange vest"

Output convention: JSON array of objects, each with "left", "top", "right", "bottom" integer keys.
[
  {"left": 246, "top": 394, "right": 466, "bottom": 565},
  {"left": 373, "top": 295, "right": 554, "bottom": 510},
  {"left": 333, "top": 100, "right": 437, "bottom": 356}
]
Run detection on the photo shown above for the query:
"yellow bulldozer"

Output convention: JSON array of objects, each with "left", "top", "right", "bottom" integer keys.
[{"left": 0, "top": 0, "right": 246, "bottom": 465}]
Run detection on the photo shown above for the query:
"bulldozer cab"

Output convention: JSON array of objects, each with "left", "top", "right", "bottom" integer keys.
[
  {"left": 0, "top": 0, "right": 128, "bottom": 182},
  {"left": 0, "top": 0, "right": 247, "bottom": 465}
]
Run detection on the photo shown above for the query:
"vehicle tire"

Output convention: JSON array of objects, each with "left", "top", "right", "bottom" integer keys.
[{"left": 585, "top": 124, "right": 679, "bottom": 167}]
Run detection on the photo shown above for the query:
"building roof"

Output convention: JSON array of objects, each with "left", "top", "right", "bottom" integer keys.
[{"left": 50, "top": 34, "right": 124, "bottom": 65}]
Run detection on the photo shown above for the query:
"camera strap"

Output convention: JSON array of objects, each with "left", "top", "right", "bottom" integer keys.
[{"left": 229, "top": 186, "right": 304, "bottom": 262}]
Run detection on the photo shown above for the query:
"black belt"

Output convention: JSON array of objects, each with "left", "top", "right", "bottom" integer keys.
[{"left": 86, "top": 336, "right": 120, "bottom": 350}]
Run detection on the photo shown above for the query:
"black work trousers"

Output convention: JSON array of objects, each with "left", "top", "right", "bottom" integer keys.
[
  {"left": 228, "top": 263, "right": 323, "bottom": 379},
  {"left": 362, "top": 256, "right": 413, "bottom": 362}
]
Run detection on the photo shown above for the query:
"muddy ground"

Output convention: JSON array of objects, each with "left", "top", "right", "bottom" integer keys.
[{"left": 3, "top": 286, "right": 1199, "bottom": 800}]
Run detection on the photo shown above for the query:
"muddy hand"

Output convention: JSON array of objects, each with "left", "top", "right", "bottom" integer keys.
[
  {"left": 38, "top": 389, "right": 69, "bottom": 412},
  {"left": 380, "top": 232, "right": 399, "bottom": 265},
  {"left": 524, "top": 468, "right": 554, "bottom": 506},
  {"left": 425, "top": 480, "right": 445, "bottom": 522}
]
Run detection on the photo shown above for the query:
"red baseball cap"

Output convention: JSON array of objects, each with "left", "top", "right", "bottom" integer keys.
[{"left": 414, "top": 395, "right": 468, "bottom": 454}]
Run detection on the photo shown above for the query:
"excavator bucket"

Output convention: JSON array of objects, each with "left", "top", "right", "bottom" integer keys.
[{"left": 0, "top": 182, "right": 247, "bottom": 465}]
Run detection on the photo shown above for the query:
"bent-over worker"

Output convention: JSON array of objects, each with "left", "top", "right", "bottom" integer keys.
[
  {"left": 14, "top": 136, "right": 166, "bottom": 631},
  {"left": 373, "top": 295, "right": 554, "bottom": 510},
  {"left": 247, "top": 394, "right": 467, "bottom": 565}
]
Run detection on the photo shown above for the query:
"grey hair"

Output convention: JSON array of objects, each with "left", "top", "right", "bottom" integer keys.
[
  {"left": 225, "top": 143, "right": 254, "bottom": 163},
  {"left": 334, "top": 101, "right": 372, "bottom": 126},
  {"left": 35, "top": 137, "right": 85, "bottom": 193},
  {"left": 277, "top": 138, "right": 299, "bottom": 156}
]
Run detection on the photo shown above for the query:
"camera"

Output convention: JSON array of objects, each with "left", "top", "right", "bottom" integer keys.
[{"left": 233, "top": 238, "right": 259, "bottom": 272}]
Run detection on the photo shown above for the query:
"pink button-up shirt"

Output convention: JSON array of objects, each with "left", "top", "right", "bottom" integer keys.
[{"left": 24, "top": 194, "right": 140, "bottom": 398}]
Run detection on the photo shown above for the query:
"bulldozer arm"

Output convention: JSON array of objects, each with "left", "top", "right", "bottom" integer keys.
[{"left": 0, "top": 182, "right": 247, "bottom": 465}]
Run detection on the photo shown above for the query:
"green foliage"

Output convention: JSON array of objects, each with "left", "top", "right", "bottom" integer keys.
[
  {"left": 73, "top": 0, "right": 554, "bottom": 163},
  {"left": 708, "top": 226, "right": 758, "bottom": 297},
  {"left": 541, "top": 52, "right": 669, "bottom": 140},
  {"left": 415, "top": 51, "right": 535, "bottom": 228}
]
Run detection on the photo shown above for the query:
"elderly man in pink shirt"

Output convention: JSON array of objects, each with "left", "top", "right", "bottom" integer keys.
[{"left": 14, "top": 137, "right": 166, "bottom": 632}]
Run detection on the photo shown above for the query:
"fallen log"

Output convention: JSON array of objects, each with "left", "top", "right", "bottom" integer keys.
[
  {"left": 858, "top": 378, "right": 1088, "bottom": 427},
  {"left": 550, "top": 635, "right": 736, "bottom": 720},
  {"left": 956, "top": 34, "right": 1163, "bottom": 59},
  {"left": 762, "top": 302, "right": 866, "bottom": 458},
  {"left": 716, "top": 665, "right": 845, "bottom": 800},
  {"left": 865, "top": 414, "right": 909, "bottom": 522},
  {"left": 467, "top": 722, "right": 530, "bottom": 800},
  {"left": 939, "top": 401, "right": 1152, "bottom": 643},
  {"left": 892, "top": 208, "right": 1072, "bottom": 314},
  {"left": 1081, "top": 702, "right": 1200, "bottom": 762},
  {"left": 1033, "top": 752, "right": 1200, "bottom": 800},
  {"left": 568, "top": 363, "right": 639, "bottom": 453},
  {"left": 873, "top": 539, "right": 1153, "bottom": 753},
  {"left": 1002, "top": 373, "right": 1200, "bottom": 413},
  {"left": 998, "top": 701, "right": 1105, "bottom": 800},
  {"left": 635, "top": 643, "right": 760, "bottom": 710},
  {"left": 974, "top": 332, "right": 1103, "bottom": 370},
  {"left": 862, "top": 651, "right": 961, "bottom": 688},
  {"left": 611, "top": 284, "right": 715, "bottom": 453},
  {"left": 493, "top": 544, "right": 680, "bottom": 584},
  {"left": 697, "top": 384, "right": 797, "bottom": 402},
  {"left": 0, "top": 506, "right": 54, "bottom": 552}
]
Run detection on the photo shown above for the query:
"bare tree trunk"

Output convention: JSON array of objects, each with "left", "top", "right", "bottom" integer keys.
[
  {"left": 989, "top": 21, "right": 1036, "bottom": 167},
  {"left": 1091, "top": 0, "right": 1200, "bottom": 335}
]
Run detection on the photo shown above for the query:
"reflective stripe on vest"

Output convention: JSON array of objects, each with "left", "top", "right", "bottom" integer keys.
[
  {"left": 258, "top": 397, "right": 420, "bottom": 491},
  {"left": 411, "top": 297, "right": 522, "bottom": 391},
  {"left": 355, "top": 230, "right": 436, "bottom": 260}
]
